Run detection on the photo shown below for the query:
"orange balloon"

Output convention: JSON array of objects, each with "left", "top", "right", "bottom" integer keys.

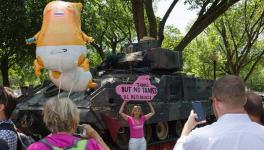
[{"left": 31, "top": 1, "right": 94, "bottom": 46}]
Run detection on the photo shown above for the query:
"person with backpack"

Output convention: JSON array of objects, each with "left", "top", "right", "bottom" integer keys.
[
  {"left": 27, "top": 97, "right": 109, "bottom": 150},
  {"left": 0, "top": 86, "right": 18, "bottom": 150}
]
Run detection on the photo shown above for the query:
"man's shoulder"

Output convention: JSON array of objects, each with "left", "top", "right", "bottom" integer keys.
[
  {"left": 191, "top": 123, "right": 217, "bottom": 135},
  {"left": 245, "top": 122, "right": 264, "bottom": 133}
]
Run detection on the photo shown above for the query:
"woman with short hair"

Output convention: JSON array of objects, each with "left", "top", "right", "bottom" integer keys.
[{"left": 27, "top": 97, "right": 109, "bottom": 150}]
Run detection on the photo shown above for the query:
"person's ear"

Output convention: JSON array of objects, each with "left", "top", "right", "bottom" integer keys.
[
  {"left": 0, "top": 104, "right": 5, "bottom": 111},
  {"left": 214, "top": 98, "right": 221, "bottom": 108}
]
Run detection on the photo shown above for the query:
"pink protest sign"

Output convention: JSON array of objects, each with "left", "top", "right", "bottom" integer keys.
[{"left": 115, "top": 75, "right": 157, "bottom": 101}]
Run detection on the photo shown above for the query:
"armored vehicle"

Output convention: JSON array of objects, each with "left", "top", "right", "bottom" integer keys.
[{"left": 12, "top": 39, "right": 214, "bottom": 149}]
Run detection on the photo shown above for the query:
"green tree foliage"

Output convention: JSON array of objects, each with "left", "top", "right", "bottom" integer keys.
[
  {"left": 245, "top": 62, "right": 264, "bottom": 91},
  {"left": 0, "top": 0, "right": 34, "bottom": 87},
  {"left": 174, "top": 0, "right": 241, "bottom": 52},
  {"left": 162, "top": 25, "right": 182, "bottom": 50},
  {"left": 183, "top": 29, "right": 224, "bottom": 79},
  {"left": 214, "top": 0, "right": 264, "bottom": 81},
  {"left": 0, "top": 0, "right": 135, "bottom": 87},
  {"left": 82, "top": 0, "right": 135, "bottom": 61},
  {"left": 183, "top": 0, "right": 264, "bottom": 90}
]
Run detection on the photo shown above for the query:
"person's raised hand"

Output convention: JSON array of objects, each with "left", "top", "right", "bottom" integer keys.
[
  {"left": 82, "top": 124, "right": 96, "bottom": 138},
  {"left": 181, "top": 110, "right": 206, "bottom": 136},
  {"left": 187, "top": 110, "right": 206, "bottom": 129}
]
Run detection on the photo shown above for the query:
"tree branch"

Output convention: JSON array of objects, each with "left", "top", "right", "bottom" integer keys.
[
  {"left": 157, "top": 0, "right": 179, "bottom": 46},
  {"left": 244, "top": 50, "right": 264, "bottom": 81},
  {"left": 144, "top": 0, "right": 157, "bottom": 38},
  {"left": 174, "top": 0, "right": 240, "bottom": 52}
]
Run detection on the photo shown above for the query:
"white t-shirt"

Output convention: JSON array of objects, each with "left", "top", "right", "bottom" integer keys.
[{"left": 174, "top": 114, "right": 264, "bottom": 150}]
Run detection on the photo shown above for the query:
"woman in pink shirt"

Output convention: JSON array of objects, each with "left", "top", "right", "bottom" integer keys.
[
  {"left": 27, "top": 97, "right": 109, "bottom": 150},
  {"left": 119, "top": 101, "right": 155, "bottom": 150}
]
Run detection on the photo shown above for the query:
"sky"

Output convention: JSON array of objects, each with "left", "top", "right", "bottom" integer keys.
[{"left": 155, "top": 0, "right": 197, "bottom": 34}]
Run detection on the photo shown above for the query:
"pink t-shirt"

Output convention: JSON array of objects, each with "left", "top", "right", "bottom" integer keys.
[
  {"left": 127, "top": 115, "right": 146, "bottom": 138},
  {"left": 27, "top": 133, "right": 103, "bottom": 150}
]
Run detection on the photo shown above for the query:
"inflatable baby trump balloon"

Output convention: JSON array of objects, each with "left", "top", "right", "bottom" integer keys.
[
  {"left": 26, "top": 1, "right": 94, "bottom": 77},
  {"left": 49, "top": 67, "right": 97, "bottom": 91}
]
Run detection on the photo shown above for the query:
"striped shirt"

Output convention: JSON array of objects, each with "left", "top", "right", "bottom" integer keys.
[{"left": 0, "top": 119, "right": 17, "bottom": 150}]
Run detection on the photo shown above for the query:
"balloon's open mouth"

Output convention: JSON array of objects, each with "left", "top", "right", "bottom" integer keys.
[{"left": 54, "top": 11, "right": 64, "bottom": 17}]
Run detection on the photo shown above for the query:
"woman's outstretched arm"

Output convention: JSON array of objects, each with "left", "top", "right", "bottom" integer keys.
[
  {"left": 118, "top": 101, "right": 129, "bottom": 121},
  {"left": 145, "top": 101, "right": 155, "bottom": 120}
]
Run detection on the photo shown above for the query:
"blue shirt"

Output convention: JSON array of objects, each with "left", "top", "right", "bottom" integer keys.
[
  {"left": 0, "top": 119, "right": 17, "bottom": 150},
  {"left": 174, "top": 114, "right": 264, "bottom": 150}
]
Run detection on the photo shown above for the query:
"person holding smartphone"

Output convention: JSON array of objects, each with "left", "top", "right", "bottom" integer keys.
[
  {"left": 27, "top": 97, "right": 109, "bottom": 150},
  {"left": 173, "top": 75, "right": 264, "bottom": 150},
  {"left": 119, "top": 101, "right": 155, "bottom": 150}
]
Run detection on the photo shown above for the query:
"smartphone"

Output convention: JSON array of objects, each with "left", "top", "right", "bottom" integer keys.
[
  {"left": 76, "top": 125, "right": 87, "bottom": 136},
  {"left": 192, "top": 101, "right": 206, "bottom": 122}
]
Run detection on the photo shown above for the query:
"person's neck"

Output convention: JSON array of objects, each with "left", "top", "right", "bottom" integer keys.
[
  {"left": 218, "top": 107, "right": 245, "bottom": 118},
  {"left": 133, "top": 116, "right": 140, "bottom": 120},
  {"left": 54, "top": 131, "right": 71, "bottom": 135},
  {"left": 0, "top": 113, "right": 7, "bottom": 121}
]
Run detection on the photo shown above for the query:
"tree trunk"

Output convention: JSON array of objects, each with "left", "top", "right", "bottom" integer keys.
[
  {"left": 111, "top": 39, "right": 117, "bottom": 54},
  {"left": 91, "top": 42, "right": 105, "bottom": 61},
  {"left": 157, "top": 0, "right": 178, "bottom": 47},
  {"left": 0, "top": 58, "right": 10, "bottom": 87},
  {"left": 131, "top": 0, "right": 146, "bottom": 41},
  {"left": 144, "top": 0, "right": 157, "bottom": 38}
]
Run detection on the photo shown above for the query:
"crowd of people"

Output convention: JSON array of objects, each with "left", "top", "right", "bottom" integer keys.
[{"left": 0, "top": 75, "right": 264, "bottom": 150}]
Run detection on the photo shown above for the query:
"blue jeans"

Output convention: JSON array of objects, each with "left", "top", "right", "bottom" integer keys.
[{"left": 129, "top": 137, "right": 146, "bottom": 150}]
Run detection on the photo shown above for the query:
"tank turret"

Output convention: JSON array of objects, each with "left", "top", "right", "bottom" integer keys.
[{"left": 99, "top": 39, "right": 182, "bottom": 74}]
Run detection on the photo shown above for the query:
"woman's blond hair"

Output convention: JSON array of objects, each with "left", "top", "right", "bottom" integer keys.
[
  {"left": 43, "top": 97, "right": 79, "bottom": 133},
  {"left": 131, "top": 105, "right": 143, "bottom": 117}
]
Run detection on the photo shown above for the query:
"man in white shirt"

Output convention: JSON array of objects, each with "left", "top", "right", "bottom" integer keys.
[{"left": 174, "top": 75, "right": 264, "bottom": 150}]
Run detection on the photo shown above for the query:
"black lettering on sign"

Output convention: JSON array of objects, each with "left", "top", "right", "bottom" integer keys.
[
  {"left": 142, "top": 87, "right": 157, "bottom": 94},
  {"left": 121, "top": 87, "right": 131, "bottom": 92},
  {"left": 123, "top": 95, "right": 129, "bottom": 99},
  {"left": 133, "top": 87, "right": 140, "bottom": 92}
]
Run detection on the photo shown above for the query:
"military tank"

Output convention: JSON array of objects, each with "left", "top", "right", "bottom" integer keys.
[{"left": 12, "top": 39, "right": 214, "bottom": 149}]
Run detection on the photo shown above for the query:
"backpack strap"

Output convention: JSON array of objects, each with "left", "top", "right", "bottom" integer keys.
[
  {"left": 0, "top": 123, "right": 16, "bottom": 133},
  {"left": 65, "top": 139, "right": 88, "bottom": 150},
  {"left": 39, "top": 138, "right": 88, "bottom": 150},
  {"left": 39, "top": 139, "right": 57, "bottom": 150}
]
